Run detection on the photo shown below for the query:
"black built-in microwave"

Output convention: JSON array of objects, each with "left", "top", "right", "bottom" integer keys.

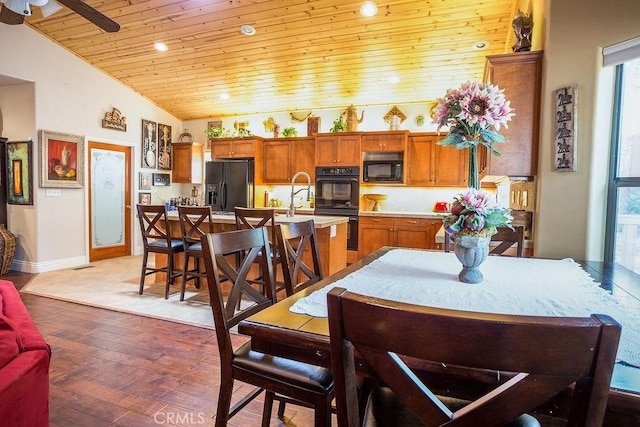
[{"left": 362, "top": 160, "right": 403, "bottom": 183}]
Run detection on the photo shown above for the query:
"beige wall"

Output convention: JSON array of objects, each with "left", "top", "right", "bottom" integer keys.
[
  {"left": 536, "top": 0, "right": 640, "bottom": 260},
  {"left": 0, "top": 24, "right": 183, "bottom": 272}
]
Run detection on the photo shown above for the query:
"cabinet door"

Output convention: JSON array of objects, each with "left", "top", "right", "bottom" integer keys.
[
  {"left": 484, "top": 51, "right": 542, "bottom": 177},
  {"left": 336, "top": 135, "right": 361, "bottom": 165},
  {"left": 211, "top": 140, "right": 233, "bottom": 158},
  {"left": 291, "top": 138, "right": 316, "bottom": 179},
  {"left": 394, "top": 217, "right": 434, "bottom": 249},
  {"left": 172, "top": 143, "right": 193, "bottom": 183},
  {"left": 407, "top": 135, "right": 435, "bottom": 185},
  {"left": 358, "top": 217, "right": 394, "bottom": 259},
  {"left": 263, "top": 140, "right": 291, "bottom": 183},
  {"left": 315, "top": 135, "right": 338, "bottom": 166},
  {"left": 231, "top": 139, "right": 256, "bottom": 157},
  {"left": 432, "top": 143, "right": 467, "bottom": 187},
  {"left": 361, "top": 133, "right": 406, "bottom": 152}
]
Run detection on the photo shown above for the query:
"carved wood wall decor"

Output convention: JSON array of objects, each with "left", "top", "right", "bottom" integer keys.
[{"left": 102, "top": 108, "right": 127, "bottom": 132}]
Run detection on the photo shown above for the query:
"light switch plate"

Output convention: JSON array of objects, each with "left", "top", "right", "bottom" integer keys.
[{"left": 45, "top": 189, "right": 61, "bottom": 197}]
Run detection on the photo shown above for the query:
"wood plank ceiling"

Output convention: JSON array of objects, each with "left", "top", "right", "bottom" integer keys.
[{"left": 22, "top": 0, "right": 518, "bottom": 120}]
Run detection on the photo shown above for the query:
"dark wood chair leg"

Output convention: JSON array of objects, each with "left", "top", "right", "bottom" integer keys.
[
  {"left": 139, "top": 251, "right": 149, "bottom": 295},
  {"left": 262, "top": 391, "right": 275, "bottom": 427},
  {"left": 165, "top": 254, "right": 173, "bottom": 299}
]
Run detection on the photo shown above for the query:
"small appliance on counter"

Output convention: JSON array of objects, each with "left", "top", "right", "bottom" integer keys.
[
  {"left": 433, "top": 201, "right": 451, "bottom": 213},
  {"left": 364, "top": 194, "right": 387, "bottom": 211}
]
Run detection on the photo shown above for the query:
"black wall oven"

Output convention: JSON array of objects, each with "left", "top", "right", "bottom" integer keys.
[{"left": 314, "top": 166, "right": 359, "bottom": 251}]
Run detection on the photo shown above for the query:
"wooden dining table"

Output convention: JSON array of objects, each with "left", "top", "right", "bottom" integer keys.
[{"left": 238, "top": 246, "right": 640, "bottom": 425}]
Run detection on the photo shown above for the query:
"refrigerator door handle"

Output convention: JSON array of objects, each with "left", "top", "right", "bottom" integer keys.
[{"left": 221, "top": 181, "right": 227, "bottom": 211}]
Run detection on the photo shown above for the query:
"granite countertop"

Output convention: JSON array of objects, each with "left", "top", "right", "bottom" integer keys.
[
  {"left": 358, "top": 210, "right": 448, "bottom": 219},
  {"left": 166, "top": 210, "right": 348, "bottom": 228}
]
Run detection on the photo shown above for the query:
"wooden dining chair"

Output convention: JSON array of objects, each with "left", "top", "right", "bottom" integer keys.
[
  {"left": 276, "top": 220, "right": 324, "bottom": 297},
  {"left": 177, "top": 205, "right": 213, "bottom": 301},
  {"left": 327, "top": 287, "right": 621, "bottom": 427},
  {"left": 444, "top": 225, "right": 526, "bottom": 257},
  {"left": 233, "top": 207, "right": 284, "bottom": 295},
  {"left": 201, "top": 227, "right": 334, "bottom": 427},
  {"left": 136, "top": 204, "right": 185, "bottom": 299}
]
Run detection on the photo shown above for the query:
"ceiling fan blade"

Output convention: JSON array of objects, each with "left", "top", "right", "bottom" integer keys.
[
  {"left": 55, "top": 0, "right": 119, "bottom": 32},
  {"left": 0, "top": 5, "right": 26, "bottom": 24}
]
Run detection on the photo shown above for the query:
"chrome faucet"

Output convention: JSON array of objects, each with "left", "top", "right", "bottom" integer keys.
[{"left": 287, "top": 171, "right": 311, "bottom": 217}]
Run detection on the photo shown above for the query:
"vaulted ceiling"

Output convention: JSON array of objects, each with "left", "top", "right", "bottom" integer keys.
[{"left": 19, "top": 0, "right": 518, "bottom": 120}]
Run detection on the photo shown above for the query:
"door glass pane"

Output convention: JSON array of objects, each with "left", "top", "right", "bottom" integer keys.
[
  {"left": 619, "top": 58, "right": 640, "bottom": 178},
  {"left": 91, "top": 148, "right": 126, "bottom": 248},
  {"left": 615, "top": 187, "right": 640, "bottom": 273}
]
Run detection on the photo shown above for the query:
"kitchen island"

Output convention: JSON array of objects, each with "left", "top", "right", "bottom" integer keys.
[{"left": 156, "top": 211, "right": 349, "bottom": 280}]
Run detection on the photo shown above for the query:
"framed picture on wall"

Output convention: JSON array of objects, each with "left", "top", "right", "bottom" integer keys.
[
  {"left": 141, "top": 119, "right": 157, "bottom": 168},
  {"left": 139, "top": 192, "right": 151, "bottom": 205},
  {"left": 157, "top": 123, "right": 172, "bottom": 170},
  {"left": 6, "top": 140, "right": 33, "bottom": 205},
  {"left": 39, "top": 130, "right": 84, "bottom": 189}
]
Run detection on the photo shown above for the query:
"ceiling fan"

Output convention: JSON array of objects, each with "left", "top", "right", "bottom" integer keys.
[{"left": 0, "top": 0, "right": 120, "bottom": 32}]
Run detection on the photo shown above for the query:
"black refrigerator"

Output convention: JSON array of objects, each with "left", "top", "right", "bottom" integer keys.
[{"left": 205, "top": 159, "right": 255, "bottom": 212}]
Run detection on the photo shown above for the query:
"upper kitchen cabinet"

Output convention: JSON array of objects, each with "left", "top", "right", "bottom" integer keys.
[
  {"left": 172, "top": 142, "right": 204, "bottom": 184},
  {"left": 361, "top": 131, "right": 408, "bottom": 152},
  {"left": 314, "top": 133, "right": 361, "bottom": 166},
  {"left": 484, "top": 51, "right": 543, "bottom": 177},
  {"left": 407, "top": 133, "right": 467, "bottom": 187},
  {"left": 210, "top": 137, "right": 263, "bottom": 159},
  {"left": 263, "top": 137, "right": 315, "bottom": 183}
]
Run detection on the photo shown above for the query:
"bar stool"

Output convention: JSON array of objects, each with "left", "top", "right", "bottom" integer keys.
[
  {"left": 177, "top": 205, "right": 214, "bottom": 301},
  {"left": 136, "top": 204, "right": 185, "bottom": 299},
  {"left": 233, "top": 207, "right": 284, "bottom": 298}
]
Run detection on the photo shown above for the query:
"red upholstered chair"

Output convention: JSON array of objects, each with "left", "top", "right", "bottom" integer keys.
[
  {"left": 328, "top": 287, "right": 621, "bottom": 427},
  {"left": 0, "top": 280, "right": 51, "bottom": 427}
]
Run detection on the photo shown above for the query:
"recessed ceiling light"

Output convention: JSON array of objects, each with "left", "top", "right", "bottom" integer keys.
[
  {"left": 154, "top": 42, "right": 168, "bottom": 52},
  {"left": 387, "top": 75, "right": 401, "bottom": 84},
  {"left": 472, "top": 40, "right": 489, "bottom": 50},
  {"left": 220, "top": 93, "right": 230, "bottom": 100},
  {"left": 240, "top": 25, "right": 256, "bottom": 36},
  {"left": 360, "top": 1, "right": 378, "bottom": 17}
]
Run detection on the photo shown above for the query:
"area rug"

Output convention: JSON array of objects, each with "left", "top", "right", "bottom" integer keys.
[{"left": 21, "top": 255, "right": 214, "bottom": 329}]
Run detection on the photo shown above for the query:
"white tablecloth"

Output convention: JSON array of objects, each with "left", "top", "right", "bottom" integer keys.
[{"left": 290, "top": 249, "right": 640, "bottom": 367}]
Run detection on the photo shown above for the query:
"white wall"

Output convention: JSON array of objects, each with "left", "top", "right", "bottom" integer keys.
[
  {"left": 0, "top": 24, "right": 183, "bottom": 272},
  {"left": 536, "top": 0, "right": 640, "bottom": 260}
]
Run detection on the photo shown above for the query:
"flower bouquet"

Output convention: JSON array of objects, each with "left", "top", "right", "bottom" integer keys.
[
  {"left": 443, "top": 188, "right": 513, "bottom": 284},
  {"left": 433, "top": 81, "right": 514, "bottom": 189},
  {"left": 443, "top": 188, "right": 513, "bottom": 238}
]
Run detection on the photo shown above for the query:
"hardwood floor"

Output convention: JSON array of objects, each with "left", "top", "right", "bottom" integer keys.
[
  {"left": 8, "top": 272, "right": 325, "bottom": 426},
  {"left": 5, "top": 265, "right": 639, "bottom": 426}
]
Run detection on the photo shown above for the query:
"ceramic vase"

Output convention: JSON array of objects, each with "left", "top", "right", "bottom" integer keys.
[
  {"left": 453, "top": 233, "right": 490, "bottom": 284},
  {"left": 0, "top": 224, "right": 16, "bottom": 275}
]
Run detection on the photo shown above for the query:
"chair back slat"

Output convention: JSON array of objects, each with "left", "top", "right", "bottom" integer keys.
[
  {"left": 276, "top": 220, "right": 323, "bottom": 296},
  {"left": 490, "top": 225, "right": 525, "bottom": 257},
  {"left": 178, "top": 205, "right": 213, "bottom": 245},
  {"left": 234, "top": 207, "right": 277, "bottom": 243},
  {"left": 137, "top": 204, "right": 171, "bottom": 243},
  {"left": 201, "top": 227, "right": 275, "bottom": 351},
  {"left": 328, "top": 288, "right": 621, "bottom": 427}
]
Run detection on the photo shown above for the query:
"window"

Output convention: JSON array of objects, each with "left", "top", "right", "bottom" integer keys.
[{"left": 605, "top": 58, "right": 640, "bottom": 274}]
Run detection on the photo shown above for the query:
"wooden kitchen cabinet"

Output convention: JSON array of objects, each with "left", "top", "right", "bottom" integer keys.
[
  {"left": 172, "top": 142, "right": 203, "bottom": 183},
  {"left": 210, "top": 137, "right": 261, "bottom": 159},
  {"left": 361, "top": 131, "right": 408, "bottom": 152},
  {"left": 484, "top": 51, "right": 542, "bottom": 177},
  {"left": 314, "top": 133, "right": 361, "bottom": 166},
  {"left": 263, "top": 137, "right": 315, "bottom": 183},
  {"left": 407, "top": 133, "right": 467, "bottom": 186},
  {"left": 358, "top": 215, "right": 441, "bottom": 259}
]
